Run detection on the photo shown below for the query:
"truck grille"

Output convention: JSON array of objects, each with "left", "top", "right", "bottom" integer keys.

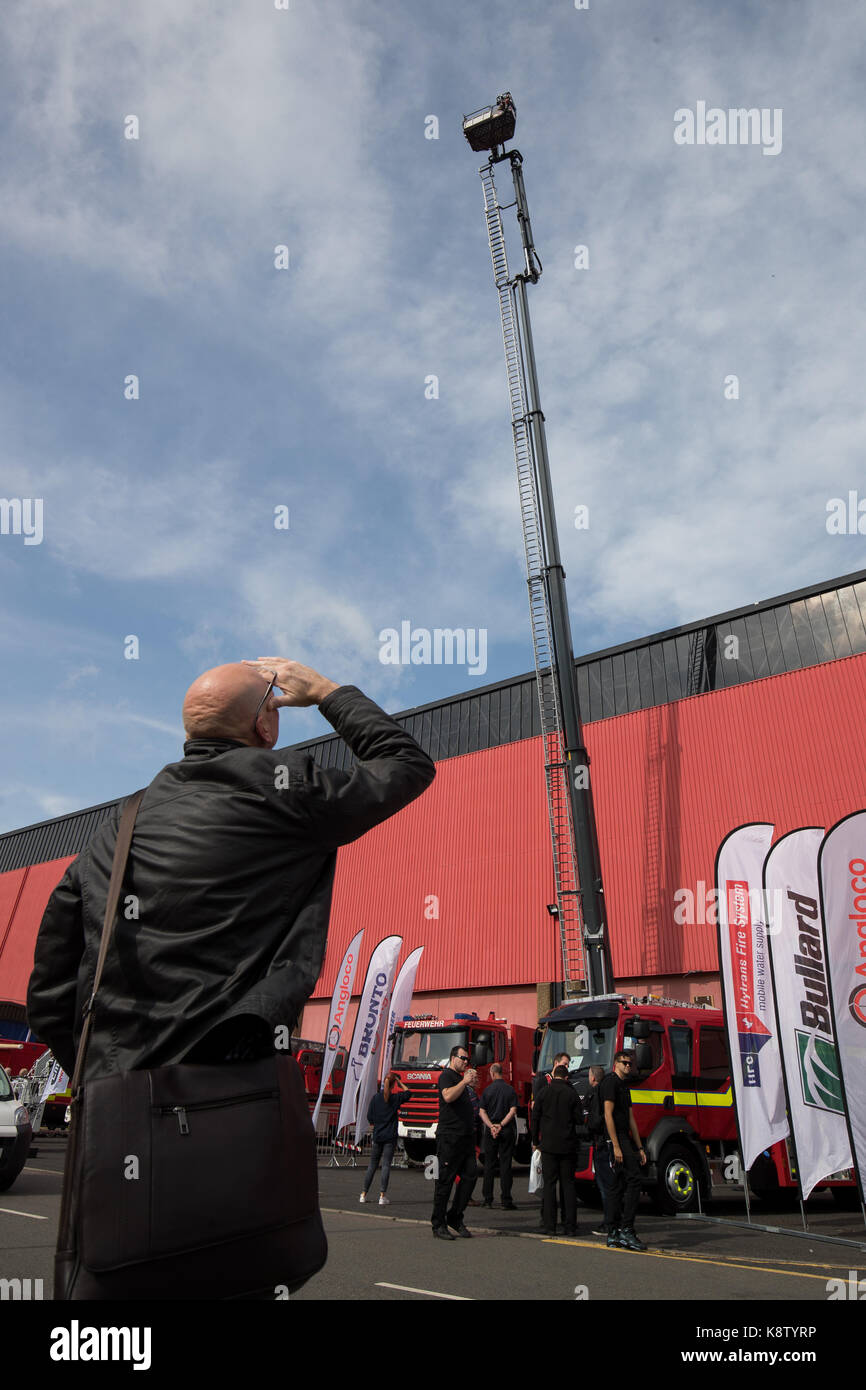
[{"left": 401, "top": 1083, "right": 438, "bottom": 1124}]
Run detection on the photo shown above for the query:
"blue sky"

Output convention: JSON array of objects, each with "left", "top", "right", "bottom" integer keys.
[{"left": 1, "top": 0, "right": 864, "bottom": 834}]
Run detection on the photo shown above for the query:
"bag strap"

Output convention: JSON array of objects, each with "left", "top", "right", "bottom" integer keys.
[{"left": 70, "top": 789, "right": 146, "bottom": 1098}]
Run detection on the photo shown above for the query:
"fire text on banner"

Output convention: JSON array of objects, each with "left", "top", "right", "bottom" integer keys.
[{"left": 716, "top": 822, "right": 788, "bottom": 1171}]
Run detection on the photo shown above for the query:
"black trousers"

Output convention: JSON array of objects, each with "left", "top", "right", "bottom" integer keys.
[
  {"left": 481, "top": 1124, "right": 516, "bottom": 1202},
  {"left": 431, "top": 1133, "right": 477, "bottom": 1228},
  {"left": 593, "top": 1141, "right": 617, "bottom": 1227},
  {"left": 540, "top": 1150, "right": 577, "bottom": 1233},
  {"left": 608, "top": 1135, "right": 642, "bottom": 1229}
]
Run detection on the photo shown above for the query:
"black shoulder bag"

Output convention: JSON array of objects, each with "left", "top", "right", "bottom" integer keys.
[{"left": 54, "top": 789, "right": 327, "bottom": 1300}]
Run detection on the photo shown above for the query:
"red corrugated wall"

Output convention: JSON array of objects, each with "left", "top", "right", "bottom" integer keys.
[
  {"left": 0, "top": 858, "right": 76, "bottom": 1009},
  {"left": 1, "top": 654, "right": 864, "bottom": 1010},
  {"left": 314, "top": 653, "right": 866, "bottom": 995}
]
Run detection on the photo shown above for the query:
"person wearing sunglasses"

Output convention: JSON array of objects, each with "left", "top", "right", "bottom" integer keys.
[
  {"left": 431, "top": 1045, "right": 479, "bottom": 1240},
  {"left": 600, "top": 1051, "right": 648, "bottom": 1251}
]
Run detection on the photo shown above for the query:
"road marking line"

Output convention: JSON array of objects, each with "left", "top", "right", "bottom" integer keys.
[
  {"left": 0, "top": 1208, "right": 48, "bottom": 1220},
  {"left": 543, "top": 1239, "right": 836, "bottom": 1281},
  {"left": 327, "top": 1207, "right": 861, "bottom": 1278},
  {"left": 375, "top": 1282, "right": 472, "bottom": 1300},
  {"left": 21, "top": 1167, "right": 64, "bottom": 1176}
]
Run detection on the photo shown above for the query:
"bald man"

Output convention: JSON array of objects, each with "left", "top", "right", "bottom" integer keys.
[{"left": 27, "top": 660, "right": 435, "bottom": 1081}]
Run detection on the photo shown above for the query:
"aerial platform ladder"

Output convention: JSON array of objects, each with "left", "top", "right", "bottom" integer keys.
[{"left": 464, "top": 94, "right": 613, "bottom": 996}]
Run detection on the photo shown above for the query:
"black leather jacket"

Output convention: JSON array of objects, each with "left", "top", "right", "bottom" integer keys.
[
  {"left": 26, "top": 686, "right": 435, "bottom": 1082},
  {"left": 530, "top": 1078, "right": 582, "bottom": 1153}
]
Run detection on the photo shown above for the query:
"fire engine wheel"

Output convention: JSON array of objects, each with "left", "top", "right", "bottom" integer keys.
[
  {"left": 830, "top": 1187, "right": 860, "bottom": 1211},
  {"left": 655, "top": 1142, "right": 700, "bottom": 1214}
]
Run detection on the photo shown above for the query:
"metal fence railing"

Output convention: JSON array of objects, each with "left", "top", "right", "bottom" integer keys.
[{"left": 311, "top": 1110, "right": 410, "bottom": 1170}]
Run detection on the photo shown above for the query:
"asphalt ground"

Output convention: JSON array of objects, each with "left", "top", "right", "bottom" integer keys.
[{"left": 2, "top": 1139, "right": 864, "bottom": 1372}]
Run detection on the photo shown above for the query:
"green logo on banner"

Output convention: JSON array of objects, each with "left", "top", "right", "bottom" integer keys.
[{"left": 795, "top": 1030, "right": 845, "bottom": 1114}]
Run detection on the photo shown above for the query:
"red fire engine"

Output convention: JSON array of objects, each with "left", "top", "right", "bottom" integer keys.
[
  {"left": 291, "top": 1039, "right": 343, "bottom": 1103},
  {"left": 389, "top": 1012, "right": 535, "bottom": 1163},
  {"left": 536, "top": 993, "right": 857, "bottom": 1211}
]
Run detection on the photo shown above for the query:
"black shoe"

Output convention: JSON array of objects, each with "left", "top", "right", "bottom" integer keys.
[
  {"left": 619, "top": 1228, "right": 648, "bottom": 1252},
  {"left": 563, "top": 1227, "right": 578, "bottom": 1238},
  {"left": 591, "top": 1223, "right": 607, "bottom": 1236},
  {"left": 432, "top": 1224, "right": 456, "bottom": 1240},
  {"left": 606, "top": 1227, "right": 621, "bottom": 1248},
  {"left": 501, "top": 1201, "right": 517, "bottom": 1210},
  {"left": 447, "top": 1220, "right": 473, "bottom": 1238},
  {"left": 481, "top": 1199, "right": 493, "bottom": 1208}
]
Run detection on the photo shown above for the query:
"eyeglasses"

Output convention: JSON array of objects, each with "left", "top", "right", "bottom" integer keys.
[{"left": 253, "top": 671, "right": 278, "bottom": 735}]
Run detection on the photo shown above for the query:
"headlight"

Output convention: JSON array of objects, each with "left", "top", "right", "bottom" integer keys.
[{"left": 14, "top": 1107, "right": 30, "bottom": 1127}]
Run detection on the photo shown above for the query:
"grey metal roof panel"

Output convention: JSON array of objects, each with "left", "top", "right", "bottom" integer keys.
[{"left": 3, "top": 567, "right": 865, "bottom": 873}]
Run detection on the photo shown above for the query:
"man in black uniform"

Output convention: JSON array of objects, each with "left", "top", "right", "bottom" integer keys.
[
  {"left": 531, "top": 1051, "right": 570, "bottom": 1104},
  {"left": 600, "top": 1051, "right": 648, "bottom": 1251},
  {"left": 479, "top": 1063, "right": 519, "bottom": 1210},
  {"left": 586, "top": 1064, "right": 615, "bottom": 1237},
  {"left": 431, "top": 1044, "right": 478, "bottom": 1240},
  {"left": 531, "top": 1064, "right": 582, "bottom": 1237},
  {"left": 531, "top": 1051, "right": 570, "bottom": 1226}
]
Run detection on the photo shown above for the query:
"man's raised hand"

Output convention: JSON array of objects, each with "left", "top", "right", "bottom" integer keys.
[{"left": 243, "top": 658, "right": 340, "bottom": 708}]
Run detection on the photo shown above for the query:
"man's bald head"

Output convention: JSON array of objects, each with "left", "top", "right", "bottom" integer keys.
[{"left": 182, "top": 663, "right": 277, "bottom": 747}]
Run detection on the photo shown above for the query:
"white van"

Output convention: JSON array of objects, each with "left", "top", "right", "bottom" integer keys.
[{"left": 0, "top": 1067, "right": 32, "bottom": 1192}]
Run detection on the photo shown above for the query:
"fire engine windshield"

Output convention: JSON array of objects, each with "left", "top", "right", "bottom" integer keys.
[
  {"left": 392, "top": 1029, "right": 468, "bottom": 1069},
  {"left": 538, "top": 1020, "right": 616, "bottom": 1077}
]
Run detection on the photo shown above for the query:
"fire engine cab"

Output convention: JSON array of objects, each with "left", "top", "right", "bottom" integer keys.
[
  {"left": 537, "top": 993, "right": 855, "bottom": 1212},
  {"left": 391, "top": 1013, "right": 535, "bottom": 1163}
]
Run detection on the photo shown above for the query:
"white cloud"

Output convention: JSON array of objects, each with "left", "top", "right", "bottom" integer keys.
[{"left": 2, "top": 0, "right": 866, "bottom": 826}]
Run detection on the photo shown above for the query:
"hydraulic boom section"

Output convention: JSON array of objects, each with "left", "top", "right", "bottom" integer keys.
[{"left": 463, "top": 94, "right": 613, "bottom": 997}]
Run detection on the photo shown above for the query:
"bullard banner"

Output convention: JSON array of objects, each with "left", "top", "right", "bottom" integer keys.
[{"left": 764, "top": 828, "right": 852, "bottom": 1199}]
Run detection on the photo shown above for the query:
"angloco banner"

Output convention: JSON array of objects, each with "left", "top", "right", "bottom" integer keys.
[
  {"left": 764, "top": 829, "right": 852, "bottom": 1198},
  {"left": 335, "top": 935, "right": 402, "bottom": 1138},
  {"left": 818, "top": 810, "right": 866, "bottom": 1201},
  {"left": 312, "top": 930, "right": 364, "bottom": 1129},
  {"left": 379, "top": 946, "right": 425, "bottom": 1083},
  {"left": 716, "top": 822, "right": 789, "bottom": 1171}
]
